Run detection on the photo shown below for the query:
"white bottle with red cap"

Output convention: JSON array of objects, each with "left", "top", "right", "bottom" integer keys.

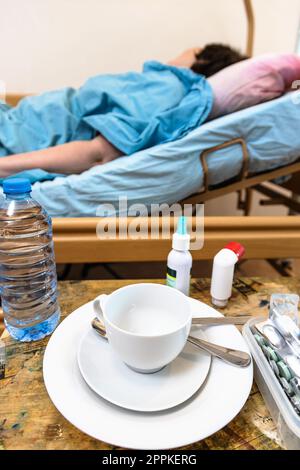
[{"left": 210, "top": 242, "right": 245, "bottom": 308}]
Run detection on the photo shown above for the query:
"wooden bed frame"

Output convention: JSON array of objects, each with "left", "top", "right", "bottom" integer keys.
[{"left": 3, "top": 0, "right": 300, "bottom": 263}]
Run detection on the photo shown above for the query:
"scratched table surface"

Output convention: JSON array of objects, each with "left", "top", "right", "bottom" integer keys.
[{"left": 1, "top": 277, "right": 299, "bottom": 450}]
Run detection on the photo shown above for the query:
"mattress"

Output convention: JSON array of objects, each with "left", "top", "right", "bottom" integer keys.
[{"left": 2, "top": 91, "right": 300, "bottom": 217}]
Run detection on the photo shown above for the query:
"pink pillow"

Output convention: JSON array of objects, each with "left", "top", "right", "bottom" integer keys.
[{"left": 208, "top": 54, "right": 300, "bottom": 118}]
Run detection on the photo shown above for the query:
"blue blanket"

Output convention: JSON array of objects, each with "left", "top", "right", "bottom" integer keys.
[
  {"left": 1, "top": 92, "right": 299, "bottom": 217},
  {"left": 0, "top": 61, "right": 212, "bottom": 184},
  {"left": 26, "top": 92, "right": 300, "bottom": 217}
]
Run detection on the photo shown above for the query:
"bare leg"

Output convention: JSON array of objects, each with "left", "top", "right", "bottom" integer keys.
[{"left": 0, "top": 136, "right": 123, "bottom": 178}]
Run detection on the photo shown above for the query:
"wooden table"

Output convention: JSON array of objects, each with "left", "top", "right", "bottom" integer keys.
[{"left": 1, "top": 277, "right": 299, "bottom": 450}]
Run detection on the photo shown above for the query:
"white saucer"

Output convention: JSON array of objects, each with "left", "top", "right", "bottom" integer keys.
[
  {"left": 77, "top": 327, "right": 211, "bottom": 412},
  {"left": 43, "top": 297, "right": 253, "bottom": 450}
]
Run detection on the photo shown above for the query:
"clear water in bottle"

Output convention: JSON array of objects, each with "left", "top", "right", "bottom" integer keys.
[{"left": 0, "top": 178, "right": 60, "bottom": 341}]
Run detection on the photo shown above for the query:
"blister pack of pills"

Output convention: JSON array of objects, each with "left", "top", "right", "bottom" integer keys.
[{"left": 253, "top": 294, "right": 300, "bottom": 416}]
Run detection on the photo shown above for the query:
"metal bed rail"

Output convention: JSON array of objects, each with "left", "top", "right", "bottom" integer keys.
[{"left": 181, "top": 136, "right": 300, "bottom": 212}]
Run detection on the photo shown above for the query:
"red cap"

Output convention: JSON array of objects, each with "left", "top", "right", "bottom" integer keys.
[{"left": 225, "top": 242, "right": 245, "bottom": 260}]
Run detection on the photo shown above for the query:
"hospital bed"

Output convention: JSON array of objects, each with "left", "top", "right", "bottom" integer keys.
[
  {"left": 5, "top": 89, "right": 300, "bottom": 262},
  {"left": 4, "top": 0, "right": 300, "bottom": 262},
  {"left": 5, "top": 89, "right": 300, "bottom": 217}
]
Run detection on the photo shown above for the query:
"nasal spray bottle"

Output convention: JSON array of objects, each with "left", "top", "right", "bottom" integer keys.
[
  {"left": 166, "top": 216, "right": 192, "bottom": 296},
  {"left": 211, "top": 242, "right": 245, "bottom": 308}
]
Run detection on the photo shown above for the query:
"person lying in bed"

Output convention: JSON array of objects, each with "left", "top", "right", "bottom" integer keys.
[{"left": 0, "top": 44, "right": 246, "bottom": 179}]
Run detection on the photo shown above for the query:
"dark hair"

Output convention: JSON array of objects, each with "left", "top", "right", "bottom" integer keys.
[{"left": 191, "top": 44, "right": 248, "bottom": 77}]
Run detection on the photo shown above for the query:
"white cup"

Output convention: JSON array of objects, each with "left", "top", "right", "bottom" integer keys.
[{"left": 93, "top": 283, "right": 192, "bottom": 373}]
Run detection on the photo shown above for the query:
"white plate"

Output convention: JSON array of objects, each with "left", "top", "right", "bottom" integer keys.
[
  {"left": 43, "top": 297, "right": 253, "bottom": 450},
  {"left": 77, "top": 327, "right": 211, "bottom": 412}
]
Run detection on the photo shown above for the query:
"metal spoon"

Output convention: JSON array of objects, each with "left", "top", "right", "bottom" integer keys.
[
  {"left": 192, "top": 316, "right": 252, "bottom": 326},
  {"left": 91, "top": 318, "right": 251, "bottom": 368}
]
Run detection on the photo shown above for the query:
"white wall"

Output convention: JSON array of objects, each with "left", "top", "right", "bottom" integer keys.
[{"left": 1, "top": 0, "right": 300, "bottom": 94}]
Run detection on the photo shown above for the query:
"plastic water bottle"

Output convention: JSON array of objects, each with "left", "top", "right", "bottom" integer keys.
[{"left": 0, "top": 178, "right": 60, "bottom": 341}]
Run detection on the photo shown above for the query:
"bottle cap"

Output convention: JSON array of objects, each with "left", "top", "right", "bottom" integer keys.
[
  {"left": 212, "top": 298, "right": 228, "bottom": 308},
  {"left": 3, "top": 178, "right": 32, "bottom": 195},
  {"left": 225, "top": 242, "right": 245, "bottom": 260},
  {"left": 172, "top": 216, "right": 190, "bottom": 251}
]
